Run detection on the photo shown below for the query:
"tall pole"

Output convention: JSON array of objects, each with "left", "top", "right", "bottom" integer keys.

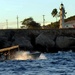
[
  {"left": 59, "top": 3, "right": 65, "bottom": 28},
  {"left": 43, "top": 15, "right": 45, "bottom": 26},
  {"left": 17, "top": 15, "right": 19, "bottom": 29},
  {"left": 6, "top": 19, "right": 8, "bottom": 29}
]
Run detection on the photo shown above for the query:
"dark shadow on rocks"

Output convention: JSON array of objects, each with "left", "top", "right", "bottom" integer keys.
[
  {"left": 4, "top": 30, "right": 15, "bottom": 42},
  {"left": 35, "top": 44, "right": 46, "bottom": 53},
  {"left": 0, "top": 38, "right": 5, "bottom": 49},
  {"left": 47, "top": 47, "right": 59, "bottom": 53}
]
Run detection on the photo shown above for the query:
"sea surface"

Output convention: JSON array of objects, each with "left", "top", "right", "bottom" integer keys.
[{"left": 0, "top": 51, "right": 75, "bottom": 75}]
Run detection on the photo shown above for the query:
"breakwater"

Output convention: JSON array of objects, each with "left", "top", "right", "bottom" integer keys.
[{"left": 0, "top": 28, "right": 75, "bottom": 53}]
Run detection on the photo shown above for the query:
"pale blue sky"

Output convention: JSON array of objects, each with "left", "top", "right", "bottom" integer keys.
[{"left": 0, "top": 0, "right": 74, "bottom": 28}]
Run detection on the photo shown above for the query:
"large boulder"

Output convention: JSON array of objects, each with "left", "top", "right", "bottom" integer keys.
[
  {"left": 56, "top": 36, "right": 75, "bottom": 48},
  {"left": 0, "top": 36, "right": 12, "bottom": 48},
  {"left": 0, "top": 37, "right": 7, "bottom": 48},
  {"left": 12, "top": 36, "right": 33, "bottom": 50},
  {"left": 36, "top": 33, "right": 55, "bottom": 48},
  {"left": 4, "top": 30, "right": 15, "bottom": 41}
]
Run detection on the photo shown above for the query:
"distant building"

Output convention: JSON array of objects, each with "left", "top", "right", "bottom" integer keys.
[{"left": 65, "top": 20, "right": 75, "bottom": 28}]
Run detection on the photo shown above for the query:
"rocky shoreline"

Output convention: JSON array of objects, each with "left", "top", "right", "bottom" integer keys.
[{"left": 0, "top": 29, "right": 75, "bottom": 53}]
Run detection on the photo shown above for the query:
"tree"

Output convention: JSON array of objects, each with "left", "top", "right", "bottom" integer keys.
[
  {"left": 51, "top": 8, "right": 58, "bottom": 22},
  {"left": 21, "top": 17, "right": 41, "bottom": 29}
]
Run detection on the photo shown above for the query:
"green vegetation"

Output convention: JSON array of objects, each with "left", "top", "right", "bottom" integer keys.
[
  {"left": 21, "top": 17, "right": 41, "bottom": 29},
  {"left": 51, "top": 8, "right": 58, "bottom": 22},
  {"left": 65, "top": 15, "right": 75, "bottom": 22},
  {"left": 44, "top": 21, "right": 59, "bottom": 29},
  {"left": 21, "top": 15, "right": 75, "bottom": 29}
]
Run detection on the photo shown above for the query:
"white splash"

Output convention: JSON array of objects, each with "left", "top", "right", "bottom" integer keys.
[
  {"left": 14, "top": 51, "right": 33, "bottom": 60},
  {"left": 38, "top": 53, "right": 47, "bottom": 59},
  {"left": 13, "top": 51, "right": 47, "bottom": 60}
]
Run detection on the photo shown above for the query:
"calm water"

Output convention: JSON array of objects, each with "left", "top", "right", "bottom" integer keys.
[{"left": 0, "top": 51, "right": 75, "bottom": 75}]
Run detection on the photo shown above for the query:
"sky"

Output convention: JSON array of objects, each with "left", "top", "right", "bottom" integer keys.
[{"left": 0, "top": 0, "right": 74, "bottom": 28}]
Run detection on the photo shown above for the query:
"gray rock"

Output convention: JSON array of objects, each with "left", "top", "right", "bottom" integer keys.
[
  {"left": 0, "top": 36, "right": 11, "bottom": 48},
  {"left": 36, "top": 33, "right": 55, "bottom": 47},
  {"left": 56, "top": 36, "right": 75, "bottom": 48},
  {"left": 12, "top": 36, "right": 33, "bottom": 49},
  {"left": 4, "top": 41, "right": 12, "bottom": 47}
]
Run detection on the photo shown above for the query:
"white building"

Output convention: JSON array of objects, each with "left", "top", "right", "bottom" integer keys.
[{"left": 65, "top": 20, "right": 75, "bottom": 28}]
